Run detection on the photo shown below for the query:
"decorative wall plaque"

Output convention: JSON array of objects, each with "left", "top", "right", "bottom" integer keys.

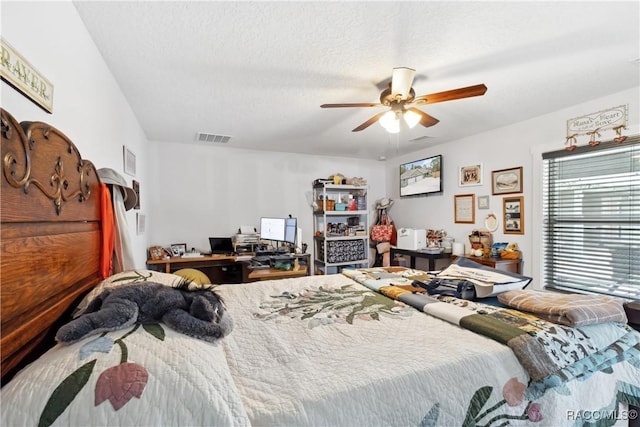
[{"left": 1, "top": 38, "right": 54, "bottom": 113}]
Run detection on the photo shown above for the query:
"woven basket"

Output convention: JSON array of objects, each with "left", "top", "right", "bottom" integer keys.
[{"left": 317, "top": 199, "right": 335, "bottom": 211}]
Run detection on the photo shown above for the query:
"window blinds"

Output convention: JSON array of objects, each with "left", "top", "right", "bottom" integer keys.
[{"left": 542, "top": 136, "right": 639, "bottom": 300}]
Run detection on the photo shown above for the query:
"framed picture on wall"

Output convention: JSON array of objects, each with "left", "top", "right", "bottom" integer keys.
[
  {"left": 454, "top": 194, "right": 475, "bottom": 224},
  {"left": 503, "top": 196, "right": 524, "bottom": 234},
  {"left": 459, "top": 164, "right": 482, "bottom": 187},
  {"left": 123, "top": 146, "right": 136, "bottom": 176},
  {"left": 477, "top": 195, "right": 490, "bottom": 210},
  {"left": 132, "top": 180, "right": 140, "bottom": 210},
  {"left": 492, "top": 167, "right": 523, "bottom": 195},
  {"left": 136, "top": 212, "right": 146, "bottom": 235}
]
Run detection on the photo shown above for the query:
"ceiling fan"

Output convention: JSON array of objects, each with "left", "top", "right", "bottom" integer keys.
[{"left": 321, "top": 67, "right": 487, "bottom": 134}]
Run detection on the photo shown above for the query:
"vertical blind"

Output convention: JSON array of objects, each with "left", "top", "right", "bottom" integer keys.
[{"left": 542, "top": 136, "right": 639, "bottom": 300}]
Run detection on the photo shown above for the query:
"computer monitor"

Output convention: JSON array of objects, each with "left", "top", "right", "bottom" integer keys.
[
  {"left": 259, "top": 217, "right": 286, "bottom": 242},
  {"left": 209, "top": 237, "right": 234, "bottom": 254},
  {"left": 284, "top": 217, "right": 297, "bottom": 244},
  {"left": 259, "top": 217, "right": 297, "bottom": 244}
]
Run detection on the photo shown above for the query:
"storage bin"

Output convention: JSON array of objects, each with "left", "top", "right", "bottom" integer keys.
[
  {"left": 318, "top": 239, "right": 366, "bottom": 263},
  {"left": 335, "top": 203, "right": 347, "bottom": 211}
]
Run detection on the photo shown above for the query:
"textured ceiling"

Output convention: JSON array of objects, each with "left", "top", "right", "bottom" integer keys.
[{"left": 73, "top": 1, "right": 640, "bottom": 160}]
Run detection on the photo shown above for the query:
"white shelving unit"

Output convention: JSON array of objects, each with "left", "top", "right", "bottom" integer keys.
[{"left": 312, "top": 182, "right": 369, "bottom": 274}]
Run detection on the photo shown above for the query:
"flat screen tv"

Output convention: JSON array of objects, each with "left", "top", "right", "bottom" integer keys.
[
  {"left": 260, "top": 217, "right": 297, "bottom": 244},
  {"left": 399, "top": 154, "right": 442, "bottom": 197}
]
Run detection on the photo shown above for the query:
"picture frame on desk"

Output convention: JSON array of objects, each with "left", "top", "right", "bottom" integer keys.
[
  {"left": 148, "top": 246, "right": 165, "bottom": 260},
  {"left": 170, "top": 243, "right": 187, "bottom": 257}
]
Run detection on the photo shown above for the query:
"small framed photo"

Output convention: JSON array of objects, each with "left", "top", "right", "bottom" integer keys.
[
  {"left": 132, "top": 180, "right": 140, "bottom": 210},
  {"left": 492, "top": 167, "right": 523, "bottom": 195},
  {"left": 148, "top": 245, "right": 164, "bottom": 260},
  {"left": 170, "top": 243, "right": 187, "bottom": 257},
  {"left": 459, "top": 163, "right": 482, "bottom": 187},
  {"left": 503, "top": 196, "right": 524, "bottom": 234},
  {"left": 123, "top": 145, "right": 136, "bottom": 176},
  {"left": 454, "top": 193, "right": 475, "bottom": 224},
  {"left": 477, "top": 195, "right": 490, "bottom": 210},
  {"left": 136, "top": 212, "right": 146, "bottom": 235}
]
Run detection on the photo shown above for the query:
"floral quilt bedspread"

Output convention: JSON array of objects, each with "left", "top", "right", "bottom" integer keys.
[
  {"left": 343, "top": 267, "right": 640, "bottom": 418},
  {"left": 2, "top": 270, "right": 640, "bottom": 426}
]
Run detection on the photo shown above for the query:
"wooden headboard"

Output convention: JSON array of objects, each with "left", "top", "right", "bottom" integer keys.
[{"left": 1, "top": 108, "right": 103, "bottom": 384}]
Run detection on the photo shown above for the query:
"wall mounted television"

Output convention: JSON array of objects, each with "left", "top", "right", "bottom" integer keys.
[{"left": 399, "top": 154, "right": 443, "bottom": 197}]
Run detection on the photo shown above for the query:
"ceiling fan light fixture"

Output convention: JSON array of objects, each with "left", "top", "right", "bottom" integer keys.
[
  {"left": 391, "top": 67, "right": 416, "bottom": 99},
  {"left": 380, "top": 110, "right": 400, "bottom": 134},
  {"left": 403, "top": 109, "right": 421, "bottom": 128}
]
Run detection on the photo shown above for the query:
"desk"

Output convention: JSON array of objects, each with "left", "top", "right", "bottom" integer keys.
[
  {"left": 390, "top": 248, "right": 523, "bottom": 275},
  {"left": 248, "top": 266, "right": 308, "bottom": 281},
  {"left": 146, "top": 253, "right": 311, "bottom": 284},
  {"left": 390, "top": 248, "right": 451, "bottom": 271},
  {"left": 460, "top": 256, "right": 522, "bottom": 275},
  {"left": 147, "top": 255, "right": 249, "bottom": 283}
]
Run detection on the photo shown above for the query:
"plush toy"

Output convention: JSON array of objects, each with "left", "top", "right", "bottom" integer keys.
[{"left": 55, "top": 280, "right": 233, "bottom": 344}]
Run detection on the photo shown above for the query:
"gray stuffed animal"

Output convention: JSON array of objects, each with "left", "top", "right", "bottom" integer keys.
[{"left": 56, "top": 280, "right": 233, "bottom": 344}]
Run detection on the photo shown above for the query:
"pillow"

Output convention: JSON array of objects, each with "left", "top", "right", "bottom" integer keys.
[
  {"left": 173, "top": 268, "right": 211, "bottom": 286},
  {"left": 74, "top": 269, "right": 195, "bottom": 317}
]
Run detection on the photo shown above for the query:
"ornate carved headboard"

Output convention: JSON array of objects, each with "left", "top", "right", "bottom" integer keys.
[{"left": 1, "top": 108, "right": 103, "bottom": 384}]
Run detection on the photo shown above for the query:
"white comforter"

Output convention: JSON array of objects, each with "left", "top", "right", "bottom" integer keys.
[{"left": 2, "top": 270, "right": 639, "bottom": 426}]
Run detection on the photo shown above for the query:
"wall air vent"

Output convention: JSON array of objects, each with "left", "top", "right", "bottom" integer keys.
[{"left": 196, "top": 132, "right": 232, "bottom": 143}]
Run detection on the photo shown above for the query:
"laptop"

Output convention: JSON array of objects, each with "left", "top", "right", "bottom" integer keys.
[{"left": 209, "top": 237, "right": 234, "bottom": 255}]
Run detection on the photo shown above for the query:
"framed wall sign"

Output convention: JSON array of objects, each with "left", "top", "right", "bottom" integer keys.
[
  {"left": 454, "top": 194, "right": 475, "bottom": 224},
  {"left": 459, "top": 163, "right": 482, "bottom": 187},
  {"left": 492, "top": 166, "right": 523, "bottom": 195},
  {"left": 136, "top": 213, "right": 146, "bottom": 235},
  {"left": 477, "top": 195, "right": 490, "bottom": 210},
  {"left": 123, "top": 146, "right": 136, "bottom": 176},
  {"left": 503, "top": 196, "right": 524, "bottom": 234},
  {"left": 0, "top": 38, "right": 54, "bottom": 113}
]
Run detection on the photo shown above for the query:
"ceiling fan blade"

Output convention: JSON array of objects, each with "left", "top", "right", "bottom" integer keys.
[
  {"left": 413, "top": 84, "right": 487, "bottom": 105},
  {"left": 407, "top": 107, "right": 440, "bottom": 128},
  {"left": 391, "top": 67, "right": 416, "bottom": 100},
  {"left": 320, "top": 102, "right": 382, "bottom": 108},
  {"left": 352, "top": 111, "right": 386, "bottom": 132}
]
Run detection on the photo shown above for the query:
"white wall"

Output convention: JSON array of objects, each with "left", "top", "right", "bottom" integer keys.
[
  {"left": 1, "top": 1, "right": 149, "bottom": 267},
  {"left": 386, "top": 86, "right": 640, "bottom": 288},
  {"left": 147, "top": 141, "right": 386, "bottom": 257},
  {"left": 3, "top": 2, "right": 638, "bottom": 281}
]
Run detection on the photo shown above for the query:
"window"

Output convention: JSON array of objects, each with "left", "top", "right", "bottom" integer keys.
[{"left": 542, "top": 136, "right": 639, "bottom": 300}]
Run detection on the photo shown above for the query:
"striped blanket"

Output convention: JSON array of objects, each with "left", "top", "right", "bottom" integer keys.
[
  {"left": 342, "top": 267, "right": 640, "bottom": 385},
  {"left": 497, "top": 289, "right": 628, "bottom": 326}
]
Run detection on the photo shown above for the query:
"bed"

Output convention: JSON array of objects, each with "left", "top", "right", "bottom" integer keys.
[{"left": 1, "top": 108, "right": 639, "bottom": 426}]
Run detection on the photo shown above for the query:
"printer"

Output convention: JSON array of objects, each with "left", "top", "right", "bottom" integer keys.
[{"left": 396, "top": 228, "right": 426, "bottom": 250}]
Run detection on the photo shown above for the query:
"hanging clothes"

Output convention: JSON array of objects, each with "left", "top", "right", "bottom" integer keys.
[
  {"left": 97, "top": 168, "right": 138, "bottom": 275},
  {"left": 111, "top": 187, "right": 136, "bottom": 272},
  {"left": 100, "top": 183, "right": 115, "bottom": 279}
]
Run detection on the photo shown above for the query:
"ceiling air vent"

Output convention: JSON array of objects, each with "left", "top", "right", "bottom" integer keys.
[
  {"left": 196, "top": 132, "right": 232, "bottom": 144},
  {"left": 409, "top": 136, "right": 433, "bottom": 143}
]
